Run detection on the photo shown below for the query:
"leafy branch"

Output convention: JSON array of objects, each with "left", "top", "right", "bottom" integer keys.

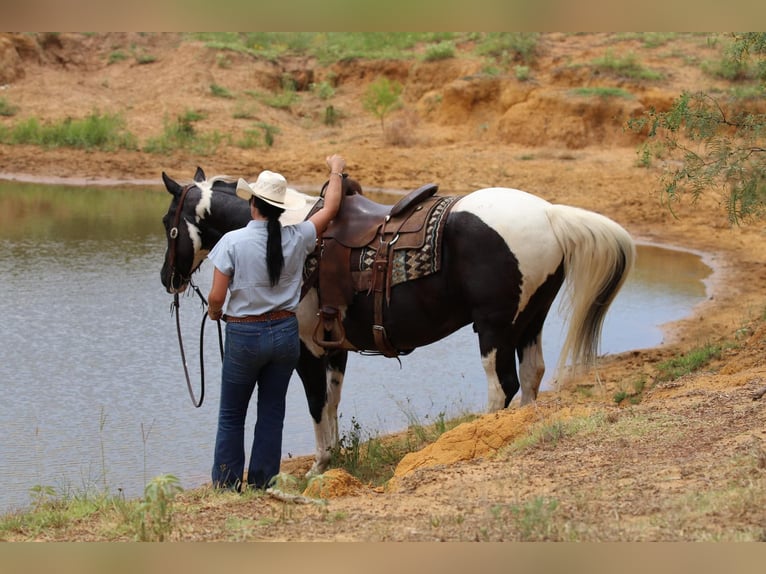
[{"left": 628, "top": 33, "right": 766, "bottom": 224}]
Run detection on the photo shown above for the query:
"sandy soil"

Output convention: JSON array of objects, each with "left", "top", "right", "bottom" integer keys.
[{"left": 1, "top": 32, "right": 764, "bottom": 541}]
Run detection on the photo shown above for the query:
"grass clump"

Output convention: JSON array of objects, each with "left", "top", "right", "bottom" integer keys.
[
  {"left": 590, "top": 50, "right": 664, "bottom": 80},
  {"left": 331, "top": 411, "right": 476, "bottom": 486},
  {"left": 656, "top": 343, "right": 723, "bottom": 382},
  {"left": 0, "top": 474, "right": 183, "bottom": 542},
  {"left": 143, "top": 110, "right": 226, "bottom": 155},
  {"left": 423, "top": 41, "right": 455, "bottom": 62},
  {"left": 0, "top": 97, "right": 20, "bottom": 116},
  {"left": 0, "top": 111, "right": 137, "bottom": 150},
  {"left": 569, "top": 87, "right": 635, "bottom": 99},
  {"left": 475, "top": 32, "right": 540, "bottom": 64},
  {"left": 210, "top": 83, "right": 234, "bottom": 99}
]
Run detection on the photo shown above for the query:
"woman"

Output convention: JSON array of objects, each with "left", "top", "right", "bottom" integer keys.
[{"left": 206, "top": 153, "right": 346, "bottom": 490}]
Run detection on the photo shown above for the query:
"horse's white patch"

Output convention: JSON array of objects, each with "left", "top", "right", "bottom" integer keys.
[
  {"left": 452, "top": 188, "right": 563, "bottom": 321},
  {"left": 195, "top": 181, "right": 214, "bottom": 222},
  {"left": 481, "top": 349, "right": 506, "bottom": 411}
]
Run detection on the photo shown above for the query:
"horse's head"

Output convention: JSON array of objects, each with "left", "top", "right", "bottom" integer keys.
[
  {"left": 160, "top": 168, "right": 203, "bottom": 293},
  {"left": 160, "top": 167, "right": 243, "bottom": 293}
]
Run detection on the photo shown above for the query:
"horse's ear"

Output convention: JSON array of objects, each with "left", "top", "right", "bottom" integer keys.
[
  {"left": 162, "top": 172, "right": 183, "bottom": 197},
  {"left": 194, "top": 166, "right": 206, "bottom": 182},
  {"left": 345, "top": 176, "right": 363, "bottom": 196}
]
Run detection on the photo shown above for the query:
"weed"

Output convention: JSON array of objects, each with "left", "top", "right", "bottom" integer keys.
[
  {"left": 476, "top": 32, "right": 540, "bottom": 64},
  {"left": 590, "top": 50, "right": 664, "bottom": 80},
  {"left": 210, "top": 83, "right": 234, "bottom": 98},
  {"left": 508, "top": 497, "right": 560, "bottom": 540},
  {"left": 0, "top": 97, "right": 19, "bottom": 116},
  {"left": 29, "top": 485, "right": 57, "bottom": 510},
  {"left": 216, "top": 53, "right": 232, "bottom": 69},
  {"left": 362, "top": 77, "right": 403, "bottom": 133},
  {"left": 107, "top": 51, "right": 128, "bottom": 65},
  {"left": 138, "top": 474, "right": 182, "bottom": 542},
  {"left": 324, "top": 105, "right": 340, "bottom": 126},
  {"left": 312, "top": 80, "right": 336, "bottom": 100},
  {"left": 656, "top": 344, "right": 723, "bottom": 381},
  {"left": 1, "top": 112, "right": 137, "bottom": 150},
  {"left": 614, "top": 377, "right": 648, "bottom": 405},
  {"left": 134, "top": 53, "right": 157, "bottom": 65},
  {"left": 506, "top": 412, "right": 606, "bottom": 454},
  {"left": 569, "top": 87, "right": 635, "bottom": 99},
  {"left": 423, "top": 42, "right": 455, "bottom": 62},
  {"left": 514, "top": 65, "right": 530, "bottom": 81},
  {"left": 144, "top": 110, "right": 225, "bottom": 155}
]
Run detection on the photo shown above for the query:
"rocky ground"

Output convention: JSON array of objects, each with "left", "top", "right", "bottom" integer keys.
[{"left": 0, "top": 32, "right": 764, "bottom": 541}]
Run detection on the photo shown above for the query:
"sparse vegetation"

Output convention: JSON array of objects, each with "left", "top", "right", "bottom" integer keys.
[
  {"left": 656, "top": 343, "right": 724, "bottom": 381},
  {"left": 0, "top": 97, "right": 19, "bottom": 116},
  {"left": 589, "top": 50, "right": 664, "bottom": 80},
  {"left": 0, "top": 111, "right": 137, "bottom": 150},
  {"left": 570, "top": 87, "right": 634, "bottom": 99},
  {"left": 210, "top": 83, "right": 234, "bottom": 98},
  {"left": 362, "top": 76, "right": 403, "bottom": 133}
]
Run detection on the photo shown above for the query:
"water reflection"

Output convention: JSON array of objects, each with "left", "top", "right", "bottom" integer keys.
[{"left": 0, "top": 180, "right": 712, "bottom": 513}]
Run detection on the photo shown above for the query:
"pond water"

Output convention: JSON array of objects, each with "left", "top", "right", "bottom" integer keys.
[{"left": 0, "top": 180, "right": 712, "bottom": 513}]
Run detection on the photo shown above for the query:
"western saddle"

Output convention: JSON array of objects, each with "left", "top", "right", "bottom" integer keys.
[{"left": 303, "top": 176, "right": 454, "bottom": 357}]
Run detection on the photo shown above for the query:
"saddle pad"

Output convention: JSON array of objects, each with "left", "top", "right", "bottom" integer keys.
[{"left": 352, "top": 195, "right": 460, "bottom": 287}]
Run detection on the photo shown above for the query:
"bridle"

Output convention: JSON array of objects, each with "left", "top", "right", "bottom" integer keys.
[
  {"left": 166, "top": 184, "right": 193, "bottom": 293},
  {"left": 166, "top": 183, "right": 224, "bottom": 408}
]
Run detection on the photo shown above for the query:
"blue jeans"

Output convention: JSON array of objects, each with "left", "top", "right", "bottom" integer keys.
[{"left": 211, "top": 316, "right": 300, "bottom": 490}]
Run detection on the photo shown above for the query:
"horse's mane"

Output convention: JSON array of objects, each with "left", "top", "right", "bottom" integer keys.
[{"left": 204, "top": 175, "right": 239, "bottom": 196}]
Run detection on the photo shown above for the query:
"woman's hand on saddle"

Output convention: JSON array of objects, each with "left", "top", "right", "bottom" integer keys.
[
  {"left": 310, "top": 153, "right": 346, "bottom": 235},
  {"left": 326, "top": 154, "right": 345, "bottom": 175}
]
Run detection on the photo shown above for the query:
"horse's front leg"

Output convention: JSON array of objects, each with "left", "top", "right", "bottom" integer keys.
[
  {"left": 295, "top": 343, "right": 347, "bottom": 476},
  {"left": 315, "top": 350, "right": 346, "bottom": 474}
]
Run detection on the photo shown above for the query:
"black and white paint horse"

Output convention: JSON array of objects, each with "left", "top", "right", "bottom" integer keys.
[{"left": 160, "top": 167, "right": 635, "bottom": 475}]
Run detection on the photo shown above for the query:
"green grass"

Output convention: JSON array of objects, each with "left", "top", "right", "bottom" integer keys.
[
  {"left": 0, "top": 474, "right": 183, "bottom": 542},
  {"left": 187, "top": 32, "right": 542, "bottom": 67},
  {"left": 246, "top": 89, "right": 299, "bottom": 110},
  {"left": 589, "top": 50, "right": 664, "bottom": 81},
  {"left": 143, "top": 110, "right": 227, "bottom": 155},
  {"left": 569, "top": 87, "right": 635, "bottom": 99},
  {"left": 423, "top": 41, "right": 455, "bottom": 62},
  {"left": 210, "top": 83, "right": 234, "bottom": 98},
  {"left": 0, "top": 111, "right": 137, "bottom": 150},
  {"left": 330, "top": 411, "right": 476, "bottom": 486},
  {"left": 475, "top": 32, "right": 540, "bottom": 64},
  {"left": 656, "top": 343, "right": 724, "bottom": 381},
  {"left": 504, "top": 412, "right": 607, "bottom": 453},
  {"left": 0, "top": 97, "right": 19, "bottom": 117}
]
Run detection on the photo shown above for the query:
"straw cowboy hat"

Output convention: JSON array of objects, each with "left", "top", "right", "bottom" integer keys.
[{"left": 236, "top": 170, "right": 305, "bottom": 210}]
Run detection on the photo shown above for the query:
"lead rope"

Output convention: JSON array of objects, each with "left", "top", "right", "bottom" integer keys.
[{"left": 171, "top": 281, "right": 224, "bottom": 408}]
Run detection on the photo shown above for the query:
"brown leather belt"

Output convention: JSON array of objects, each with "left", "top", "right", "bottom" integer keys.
[{"left": 223, "top": 310, "right": 295, "bottom": 323}]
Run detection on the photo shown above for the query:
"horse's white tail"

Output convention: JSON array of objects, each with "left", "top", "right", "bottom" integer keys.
[{"left": 546, "top": 204, "right": 636, "bottom": 377}]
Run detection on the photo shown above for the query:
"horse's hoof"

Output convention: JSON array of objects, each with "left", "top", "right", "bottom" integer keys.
[{"left": 305, "top": 461, "right": 328, "bottom": 478}]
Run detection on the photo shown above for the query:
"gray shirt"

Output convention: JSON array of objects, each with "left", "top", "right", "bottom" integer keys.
[{"left": 207, "top": 219, "right": 316, "bottom": 316}]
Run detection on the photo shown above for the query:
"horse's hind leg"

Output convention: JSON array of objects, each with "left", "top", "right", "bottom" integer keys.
[
  {"left": 517, "top": 332, "right": 545, "bottom": 406},
  {"left": 476, "top": 323, "right": 521, "bottom": 411},
  {"left": 515, "top": 264, "right": 564, "bottom": 405}
]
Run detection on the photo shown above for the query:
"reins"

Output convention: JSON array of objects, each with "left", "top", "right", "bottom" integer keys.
[
  {"left": 171, "top": 280, "right": 224, "bottom": 408},
  {"left": 166, "top": 182, "right": 223, "bottom": 408}
]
